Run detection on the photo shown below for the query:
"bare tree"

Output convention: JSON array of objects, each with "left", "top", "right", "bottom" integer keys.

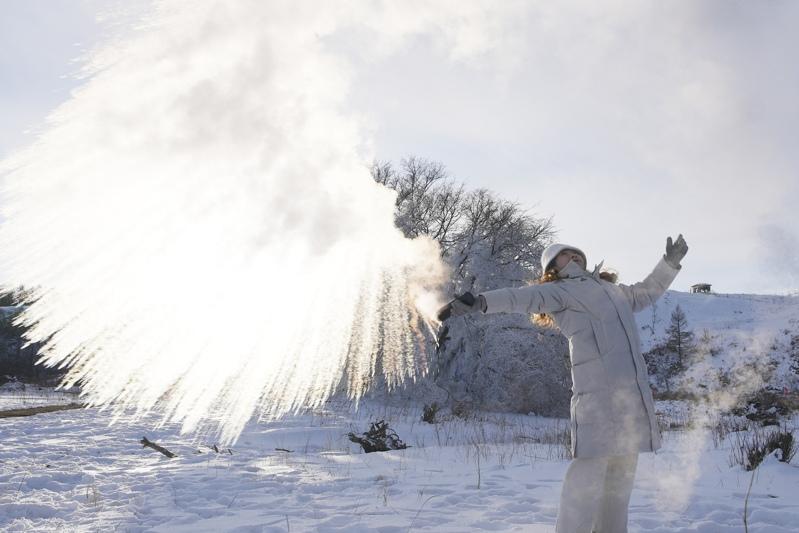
[
  {"left": 371, "top": 157, "right": 465, "bottom": 247},
  {"left": 452, "top": 189, "right": 554, "bottom": 292},
  {"left": 373, "top": 159, "right": 555, "bottom": 292}
]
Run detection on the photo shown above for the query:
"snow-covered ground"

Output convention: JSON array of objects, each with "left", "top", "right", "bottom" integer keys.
[
  {"left": 2, "top": 398, "right": 797, "bottom": 532},
  {"left": 0, "top": 382, "right": 80, "bottom": 411},
  {"left": 3, "top": 290, "right": 798, "bottom": 531}
]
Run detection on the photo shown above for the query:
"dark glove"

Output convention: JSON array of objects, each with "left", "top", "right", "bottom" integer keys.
[
  {"left": 664, "top": 234, "right": 688, "bottom": 268},
  {"left": 436, "top": 292, "right": 485, "bottom": 321}
]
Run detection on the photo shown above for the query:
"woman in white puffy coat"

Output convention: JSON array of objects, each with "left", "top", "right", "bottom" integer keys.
[{"left": 446, "top": 235, "right": 688, "bottom": 533}]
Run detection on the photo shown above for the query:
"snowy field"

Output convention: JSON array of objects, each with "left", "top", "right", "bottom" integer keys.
[
  {"left": 0, "top": 382, "right": 80, "bottom": 411},
  {"left": 2, "top": 396, "right": 797, "bottom": 532}
]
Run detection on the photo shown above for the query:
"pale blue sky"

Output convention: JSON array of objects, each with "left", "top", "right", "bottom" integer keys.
[{"left": 2, "top": 1, "right": 798, "bottom": 295}]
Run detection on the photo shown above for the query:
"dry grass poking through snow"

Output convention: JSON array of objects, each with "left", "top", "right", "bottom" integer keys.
[{"left": 2, "top": 393, "right": 798, "bottom": 532}]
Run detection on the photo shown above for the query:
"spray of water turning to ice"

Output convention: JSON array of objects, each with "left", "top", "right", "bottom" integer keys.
[{"left": 0, "top": 0, "right": 533, "bottom": 442}]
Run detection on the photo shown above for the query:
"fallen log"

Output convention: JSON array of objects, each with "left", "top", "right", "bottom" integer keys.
[
  {"left": 140, "top": 437, "right": 177, "bottom": 458},
  {"left": 0, "top": 403, "right": 85, "bottom": 419}
]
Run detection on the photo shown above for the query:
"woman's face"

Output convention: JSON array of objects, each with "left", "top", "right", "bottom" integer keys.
[{"left": 554, "top": 248, "right": 586, "bottom": 271}]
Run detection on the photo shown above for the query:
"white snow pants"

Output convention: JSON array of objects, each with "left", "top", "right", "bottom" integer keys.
[{"left": 555, "top": 453, "right": 638, "bottom": 533}]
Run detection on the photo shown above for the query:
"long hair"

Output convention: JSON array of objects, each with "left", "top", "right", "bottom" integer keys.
[{"left": 532, "top": 267, "right": 618, "bottom": 329}]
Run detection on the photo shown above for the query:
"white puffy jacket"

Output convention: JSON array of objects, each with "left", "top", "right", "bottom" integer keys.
[{"left": 480, "top": 258, "right": 680, "bottom": 458}]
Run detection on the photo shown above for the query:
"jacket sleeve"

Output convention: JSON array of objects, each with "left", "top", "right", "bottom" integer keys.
[
  {"left": 480, "top": 283, "right": 568, "bottom": 315},
  {"left": 617, "top": 257, "right": 681, "bottom": 313}
]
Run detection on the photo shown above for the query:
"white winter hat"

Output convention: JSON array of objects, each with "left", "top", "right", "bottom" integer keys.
[{"left": 541, "top": 243, "right": 587, "bottom": 272}]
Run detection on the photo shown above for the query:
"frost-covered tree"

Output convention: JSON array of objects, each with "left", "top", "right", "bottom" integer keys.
[
  {"left": 372, "top": 158, "right": 569, "bottom": 416},
  {"left": 372, "top": 158, "right": 554, "bottom": 291},
  {"left": 372, "top": 157, "right": 464, "bottom": 247},
  {"left": 449, "top": 188, "right": 554, "bottom": 293}
]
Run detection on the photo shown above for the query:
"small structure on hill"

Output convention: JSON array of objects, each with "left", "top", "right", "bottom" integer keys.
[{"left": 690, "top": 283, "right": 711, "bottom": 294}]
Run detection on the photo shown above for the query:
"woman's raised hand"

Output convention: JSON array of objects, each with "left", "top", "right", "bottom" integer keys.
[{"left": 664, "top": 234, "right": 688, "bottom": 268}]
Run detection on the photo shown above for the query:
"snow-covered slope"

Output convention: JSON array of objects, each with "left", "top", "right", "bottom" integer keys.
[
  {"left": 637, "top": 291, "right": 799, "bottom": 350},
  {"left": 635, "top": 290, "right": 799, "bottom": 392}
]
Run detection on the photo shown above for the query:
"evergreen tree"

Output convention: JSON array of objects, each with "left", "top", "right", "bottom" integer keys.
[
  {"left": 0, "top": 289, "right": 15, "bottom": 307},
  {"left": 665, "top": 305, "right": 694, "bottom": 367}
]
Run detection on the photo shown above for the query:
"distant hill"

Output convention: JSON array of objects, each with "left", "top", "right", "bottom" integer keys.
[{"left": 635, "top": 290, "right": 799, "bottom": 396}]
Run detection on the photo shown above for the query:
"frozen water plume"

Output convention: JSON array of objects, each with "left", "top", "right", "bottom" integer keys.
[{"left": 0, "top": 0, "right": 526, "bottom": 443}]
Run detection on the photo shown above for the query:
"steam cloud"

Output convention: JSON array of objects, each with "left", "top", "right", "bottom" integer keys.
[{"left": 0, "top": 0, "right": 528, "bottom": 442}]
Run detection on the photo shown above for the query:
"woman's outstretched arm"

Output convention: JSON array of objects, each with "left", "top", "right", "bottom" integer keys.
[
  {"left": 480, "top": 282, "right": 569, "bottom": 315},
  {"left": 618, "top": 234, "right": 688, "bottom": 313}
]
